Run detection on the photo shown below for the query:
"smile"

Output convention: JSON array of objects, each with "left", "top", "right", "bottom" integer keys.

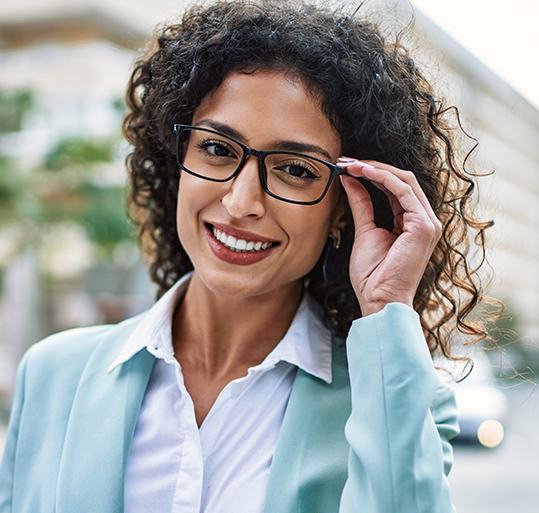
[{"left": 212, "top": 226, "right": 276, "bottom": 253}]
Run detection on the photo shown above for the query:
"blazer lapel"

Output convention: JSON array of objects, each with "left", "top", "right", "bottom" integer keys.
[
  {"left": 264, "top": 339, "right": 352, "bottom": 513},
  {"left": 56, "top": 316, "right": 155, "bottom": 513}
]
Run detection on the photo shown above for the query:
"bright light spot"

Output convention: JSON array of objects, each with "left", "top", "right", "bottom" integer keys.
[{"left": 477, "top": 420, "right": 505, "bottom": 448}]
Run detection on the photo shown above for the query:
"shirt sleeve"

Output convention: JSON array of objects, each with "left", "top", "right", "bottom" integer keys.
[{"left": 339, "top": 303, "right": 459, "bottom": 513}]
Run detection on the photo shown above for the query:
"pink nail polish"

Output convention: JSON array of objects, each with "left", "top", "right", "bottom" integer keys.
[
  {"left": 337, "top": 156, "right": 355, "bottom": 162},
  {"left": 356, "top": 161, "right": 375, "bottom": 170}
]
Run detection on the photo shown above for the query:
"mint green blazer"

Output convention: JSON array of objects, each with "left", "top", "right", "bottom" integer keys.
[{"left": 0, "top": 303, "right": 458, "bottom": 513}]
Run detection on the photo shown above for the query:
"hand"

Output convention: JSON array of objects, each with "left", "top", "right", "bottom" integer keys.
[{"left": 337, "top": 158, "right": 442, "bottom": 317}]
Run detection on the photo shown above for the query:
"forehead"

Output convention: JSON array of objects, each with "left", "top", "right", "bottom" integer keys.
[{"left": 192, "top": 71, "right": 341, "bottom": 157}]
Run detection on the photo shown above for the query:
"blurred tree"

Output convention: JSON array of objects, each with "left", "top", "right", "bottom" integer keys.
[
  {"left": 0, "top": 90, "right": 33, "bottom": 223},
  {"left": 38, "top": 139, "right": 131, "bottom": 252},
  {"left": 0, "top": 89, "right": 33, "bottom": 134},
  {"left": 0, "top": 88, "right": 131, "bottom": 255},
  {"left": 0, "top": 156, "right": 21, "bottom": 215},
  {"left": 43, "top": 138, "right": 114, "bottom": 172},
  {"left": 78, "top": 183, "right": 130, "bottom": 250}
]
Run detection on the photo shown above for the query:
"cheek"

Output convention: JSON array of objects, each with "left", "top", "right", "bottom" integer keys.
[
  {"left": 176, "top": 177, "right": 193, "bottom": 245},
  {"left": 283, "top": 205, "right": 334, "bottom": 266},
  {"left": 175, "top": 175, "right": 216, "bottom": 250},
  {"left": 297, "top": 190, "right": 346, "bottom": 268}
]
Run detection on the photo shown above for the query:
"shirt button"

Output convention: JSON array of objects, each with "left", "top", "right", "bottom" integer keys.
[{"left": 149, "top": 346, "right": 162, "bottom": 358}]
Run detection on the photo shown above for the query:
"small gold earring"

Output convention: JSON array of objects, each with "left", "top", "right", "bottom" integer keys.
[{"left": 331, "top": 229, "right": 341, "bottom": 249}]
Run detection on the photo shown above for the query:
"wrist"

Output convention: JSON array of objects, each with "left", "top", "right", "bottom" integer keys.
[{"left": 360, "top": 300, "right": 414, "bottom": 317}]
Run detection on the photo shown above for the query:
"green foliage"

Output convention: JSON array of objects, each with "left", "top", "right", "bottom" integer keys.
[
  {"left": 37, "top": 136, "right": 131, "bottom": 248},
  {"left": 43, "top": 138, "right": 114, "bottom": 171},
  {"left": 0, "top": 89, "right": 34, "bottom": 134},
  {"left": 0, "top": 156, "right": 26, "bottom": 220},
  {"left": 80, "top": 185, "right": 130, "bottom": 248},
  {"left": 0, "top": 89, "right": 132, "bottom": 255},
  {"left": 0, "top": 89, "right": 34, "bottom": 220},
  {"left": 0, "top": 156, "right": 18, "bottom": 202}
]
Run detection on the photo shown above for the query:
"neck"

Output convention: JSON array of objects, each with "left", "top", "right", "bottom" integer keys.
[{"left": 172, "top": 272, "right": 303, "bottom": 379}]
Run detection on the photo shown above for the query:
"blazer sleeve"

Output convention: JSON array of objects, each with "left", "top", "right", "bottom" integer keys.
[
  {"left": 0, "top": 349, "right": 30, "bottom": 513},
  {"left": 339, "top": 303, "right": 459, "bottom": 513}
]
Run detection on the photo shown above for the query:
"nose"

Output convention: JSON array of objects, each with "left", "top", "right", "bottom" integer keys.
[{"left": 221, "top": 156, "right": 266, "bottom": 218}]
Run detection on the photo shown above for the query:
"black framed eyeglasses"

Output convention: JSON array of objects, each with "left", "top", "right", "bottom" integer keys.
[{"left": 173, "top": 124, "right": 345, "bottom": 205}]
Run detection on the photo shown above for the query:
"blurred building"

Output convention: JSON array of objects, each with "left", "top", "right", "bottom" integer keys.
[
  {"left": 0, "top": 0, "right": 538, "bottom": 404},
  {"left": 0, "top": 0, "right": 182, "bottom": 164},
  {"left": 0, "top": 0, "right": 183, "bottom": 398},
  {"left": 404, "top": 4, "right": 539, "bottom": 357}
]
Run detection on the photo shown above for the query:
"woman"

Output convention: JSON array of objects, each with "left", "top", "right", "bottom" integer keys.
[{"left": 0, "top": 1, "right": 492, "bottom": 512}]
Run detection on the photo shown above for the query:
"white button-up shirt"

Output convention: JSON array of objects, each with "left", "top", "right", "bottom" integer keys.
[{"left": 108, "top": 274, "right": 333, "bottom": 513}]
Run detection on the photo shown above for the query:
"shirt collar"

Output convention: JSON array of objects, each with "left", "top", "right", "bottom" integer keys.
[
  {"left": 108, "top": 273, "right": 191, "bottom": 372},
  {"left": 254, "top": 293, "right": 333, "bottom": 383},
  {"left": 108, "top": 274, "right": 333, "bottom": 383}
]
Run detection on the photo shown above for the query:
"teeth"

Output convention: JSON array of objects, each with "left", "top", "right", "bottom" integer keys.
[{"left": 212, "top": 226, "right": 273, "bottom": 253}]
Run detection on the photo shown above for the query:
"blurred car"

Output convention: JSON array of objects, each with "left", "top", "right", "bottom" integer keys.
[{"left": 449, "top": 351, "right": 509, "bottom": 448}]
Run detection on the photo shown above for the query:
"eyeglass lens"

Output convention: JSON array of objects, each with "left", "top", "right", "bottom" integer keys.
[{"left": 178, "top": 127, "right": 334, "bottom": 203}]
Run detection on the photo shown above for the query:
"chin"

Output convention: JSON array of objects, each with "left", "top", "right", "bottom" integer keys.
[
  {"left": 194, "top": 266, "right": 302, "bottom": 301},
  {"left": 197, "top": 267, "right": 270, "bottom": 299}
]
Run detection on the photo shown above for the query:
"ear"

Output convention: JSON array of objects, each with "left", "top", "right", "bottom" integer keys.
[{"left": 329, "top": 190, "right": 350, "bottom": 237}]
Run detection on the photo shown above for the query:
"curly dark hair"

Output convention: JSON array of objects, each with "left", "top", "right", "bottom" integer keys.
[{"left": 123, "top": 0, "right": 494, "bottom": 356}]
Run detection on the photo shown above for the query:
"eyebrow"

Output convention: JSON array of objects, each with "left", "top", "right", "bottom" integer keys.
[{"left": 195, "top": 119, "right": 334, "bottom": 162}]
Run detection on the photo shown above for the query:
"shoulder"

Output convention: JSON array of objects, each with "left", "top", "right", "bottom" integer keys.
[
  {"left": 21, "top": 313, "right": 146, "bottom": 385},
  {"left": 26, "top": 324, "right": 114, "bottom": 362}
]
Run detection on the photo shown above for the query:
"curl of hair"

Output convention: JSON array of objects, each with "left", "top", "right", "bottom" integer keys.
[{"left": 123, "top": 0, "right": 494, "bottom": 357}]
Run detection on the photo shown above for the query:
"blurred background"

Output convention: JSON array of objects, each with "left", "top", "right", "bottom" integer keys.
[{"left": 0, "top": 0, "right": 538, "bottom": 510}]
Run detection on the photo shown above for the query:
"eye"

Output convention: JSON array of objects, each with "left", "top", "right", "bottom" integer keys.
[
  {"left": 197, "top": 139, "right": 236, "bottom": 158},
  {"left": 282, "top": 161, "right": 319, "bottom": 180}
]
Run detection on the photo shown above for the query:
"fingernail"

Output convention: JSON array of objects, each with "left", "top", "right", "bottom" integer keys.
[
  {"left": 337, "top": 160, "right": 375, "bottom": 170},
  {"left": 356, "top": 161, "right": 375, "bottom": 170},
  {"left": 337, "top": 156, "right": 355, "bottom": 162}
]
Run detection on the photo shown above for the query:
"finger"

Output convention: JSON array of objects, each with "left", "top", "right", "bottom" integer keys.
[
  {"left": 345, "top": 165, "right": 435, "bottom": 238},
  {"left": 357, "top": 160, "right": 439, "bottom": 227},
  {"left": 338, "top": 160, "right": 392, "bottom": 197},
  {"left": 339, "top": 159, "right": 431, "bottom": 211},
  {"left": 339, "top": 159, "right": 440, "bottom": 231},
  {"left": 340, "top": 174, "right": 377, "bottom": 236},
  {"left": 369, "top": 170, "right": 430, "bottom": 223},
  {"left": 361, "top": 166, "right": 441, "bottom": 238},
  {"left": 338, "top": 162, "right": 405, "bottom": 224}
]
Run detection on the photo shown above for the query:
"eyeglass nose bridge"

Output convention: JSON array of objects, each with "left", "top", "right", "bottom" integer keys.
[{"left": 231, "top": 146, "right": 270, "bottom": 187}]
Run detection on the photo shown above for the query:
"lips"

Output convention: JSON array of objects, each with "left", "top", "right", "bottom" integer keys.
[{"left": 204, "top": 222, "right": 280, "bottom": 265}]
